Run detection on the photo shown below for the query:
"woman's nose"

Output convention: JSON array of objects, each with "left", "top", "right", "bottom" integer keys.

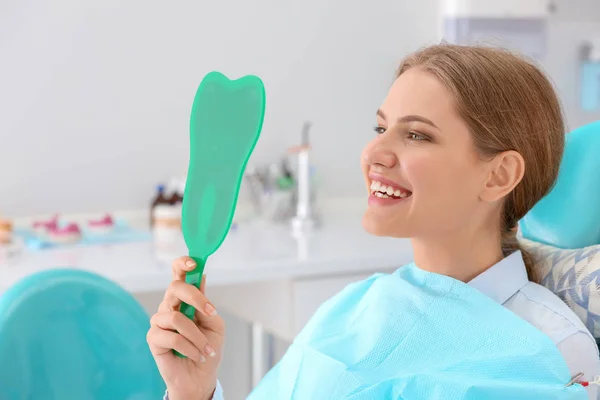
[{"left": 363, "top": 144, "right": 398, "bottom": 169}]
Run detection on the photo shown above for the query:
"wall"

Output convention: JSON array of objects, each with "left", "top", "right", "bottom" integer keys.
[
  {"left": 0, "top": 0, "right": 438, "bottom": 217},
  {"left": 545, "top": 6, "right": 600, "bottom": 130},
  {"left": 1, "top": 0, "right": 598, "bottom": 218}
]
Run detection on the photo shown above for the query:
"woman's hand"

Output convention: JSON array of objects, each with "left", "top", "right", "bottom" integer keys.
[{"left": 147, "top": 256, "right": 225, "bottom": 400}]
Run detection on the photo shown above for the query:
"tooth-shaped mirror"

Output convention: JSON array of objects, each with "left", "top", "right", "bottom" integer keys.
[{"left": 177, "top": 71, "right": 265, "bottom": 332}]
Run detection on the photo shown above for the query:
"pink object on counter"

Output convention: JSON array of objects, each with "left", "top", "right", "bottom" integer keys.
[
  {"left": 47, "top": 223, "right": 82, "bottom": 244},
  {"left": 32, "top": 215, "right": 59, "bottom": 232},
  {"left": 88, "top": 214, "right": 114, "bottom": 227},
  {"left": 57, "top": 223, "right": 81, "bottom": 234},
  {"left": 87, "top": 214, "right": 115, "bottom": 234}
]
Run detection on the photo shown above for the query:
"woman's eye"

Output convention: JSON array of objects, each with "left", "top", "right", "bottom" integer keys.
[
  {"left": 408, "top": 131, "right": 428, "bottom": 141},
  {"left": 373, "top": 126, "right": 386, "bottom": 135}
]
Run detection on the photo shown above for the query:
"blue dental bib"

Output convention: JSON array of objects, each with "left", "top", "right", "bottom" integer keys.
[{"left": 248, "top": 264, "right": 585, "bottom": 399}]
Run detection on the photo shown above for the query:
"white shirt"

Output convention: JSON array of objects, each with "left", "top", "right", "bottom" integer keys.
[{"left": 469, "top": 251, "right": 600, "bottom": 399}]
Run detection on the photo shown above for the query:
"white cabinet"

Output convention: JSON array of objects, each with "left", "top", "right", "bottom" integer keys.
[{"left": 209, "top": 270, "right": 390, "bottom": 343}]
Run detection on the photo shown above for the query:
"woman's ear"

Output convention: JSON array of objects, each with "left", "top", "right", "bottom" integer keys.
[{"left": 480, "top": 150, "right": 525, "bottom": 203}]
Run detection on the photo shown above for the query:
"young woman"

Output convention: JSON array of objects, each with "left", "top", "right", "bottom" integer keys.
[{"left": 147, "top": 44, "right": 600, "bottom": 399}]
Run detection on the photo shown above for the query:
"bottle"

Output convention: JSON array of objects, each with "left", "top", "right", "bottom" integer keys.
[
  {"left": 166, "top": 178, "right": 183, "bottom": 205},
  {"left": 153, "top": 180, "right": 183, "bottom": 247},
  {"left": 150, "top": 184, "right": 167, "bottom": 227},
  {"left": 178, "top": 178, "right": 187, "bottom": 203}
]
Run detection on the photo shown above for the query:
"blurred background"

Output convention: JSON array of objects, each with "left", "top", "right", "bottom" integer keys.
[
  {"left": 2, "top": 0, "right": 599, "bottom": 218},
  {"left": 1, "top": 0, "right": 599, "bottom": 399}
]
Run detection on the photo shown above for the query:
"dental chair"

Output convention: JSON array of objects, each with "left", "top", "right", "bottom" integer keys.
[
  {"left": 0, "top": 269, "right": 166, "bottom": 399},
  {"left": 520, "top": 120, "right": 600, "bottom": 349}
]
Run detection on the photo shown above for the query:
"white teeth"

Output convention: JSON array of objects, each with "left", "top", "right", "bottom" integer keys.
[{"left": 370, "top": 180, "right": 412, "bottom": 198}]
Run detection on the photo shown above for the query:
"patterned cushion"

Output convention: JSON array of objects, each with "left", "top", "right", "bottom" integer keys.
[{"left": 520, "top": 238, "right": 600, "bottom": 339}]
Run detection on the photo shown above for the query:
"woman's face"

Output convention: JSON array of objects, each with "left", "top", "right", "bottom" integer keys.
[{"left": 361, "top": 67, "right": 491, "bottom": 238}]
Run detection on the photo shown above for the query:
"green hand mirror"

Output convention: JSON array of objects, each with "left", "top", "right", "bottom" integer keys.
[{"left": 177, "top": 71, "right": 265, "bottom": 345}]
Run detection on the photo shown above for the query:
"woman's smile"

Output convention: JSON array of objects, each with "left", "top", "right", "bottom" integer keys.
[{"left": 368, "top": 173, "right": 412, "bottom": 207}]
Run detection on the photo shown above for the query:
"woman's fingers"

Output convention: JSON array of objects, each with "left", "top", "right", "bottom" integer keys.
[
  {"left": 150, "top": 311, "right": 217, "bottom": 360},
  {"left": 158, "top": 280, "right": 224, "bottom": 335},
  {"left": 171, "top": 256, "right": 198, "bottom": 280},
  {"left": 160, "top": 280, "right": 210, "bottom": 312},
  {"left": 147, "top": 325, "right": 203, "bottom": 362},
  {"left": 170, "top": 256, "right": 206, "bottom": 294},
  {"left": 194, "top": 303, "right": 225, "bottom": 335},
  {"left": 200, "top": 274, "right": 206, "bottom": 295}
]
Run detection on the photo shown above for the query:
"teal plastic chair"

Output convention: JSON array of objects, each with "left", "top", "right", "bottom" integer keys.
[
  {"left": 520, "top": 120, "right": 600, "bottom": 249},
  {"left": 520, "top": 120, "right": 600, "bottom": 350},
  {"left": 0, "top": 269, "right": 166, "bottom": 399}
]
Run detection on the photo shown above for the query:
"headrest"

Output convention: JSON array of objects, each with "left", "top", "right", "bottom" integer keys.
[
  {"left": 520, "top": 121, "right": 600, "bottom": 249},
  {"left": 519, "top": 121, "right": 600, "bottom": 340}
]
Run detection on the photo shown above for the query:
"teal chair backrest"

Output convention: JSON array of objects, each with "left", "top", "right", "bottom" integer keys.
[
  {"left": 520, "top": 120, "right": 600, "bottom": 248},
  {"left": 0, "top": 269, "right": 166, "bottom": 399},
  {"left": 520, "top": 120, "right": 600, "bottom": 349}
]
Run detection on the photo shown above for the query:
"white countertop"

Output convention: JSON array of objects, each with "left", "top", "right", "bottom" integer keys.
[{"left": 0, "top": 200, "right": 414, "bottom": 294}]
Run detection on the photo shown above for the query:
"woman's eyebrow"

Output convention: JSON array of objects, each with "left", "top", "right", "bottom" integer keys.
[{"left": 376, "top": 109, "right": 439, "bottom": 129}]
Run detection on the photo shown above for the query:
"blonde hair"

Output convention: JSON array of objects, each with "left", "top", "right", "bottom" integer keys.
[{"left": 397, "top": 44, "right": 565, "bottom": 283}]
